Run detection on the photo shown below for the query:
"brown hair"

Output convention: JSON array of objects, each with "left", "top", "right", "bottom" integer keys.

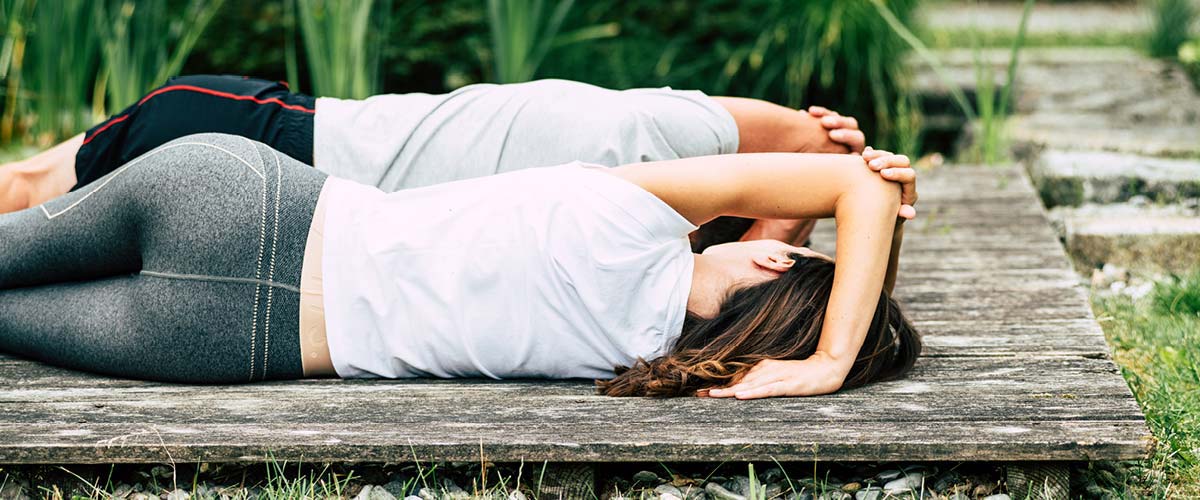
[{"left": 596, "top": 254, "right": 920, "bottom": 397}]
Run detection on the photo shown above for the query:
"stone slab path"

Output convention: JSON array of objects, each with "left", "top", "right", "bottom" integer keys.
[
  {"left": 915, "top": 46, "right": 1200, "bottom": 273},
  {"left": 920, "top": 1, "right": 1157, "bottom": 38},
  {"left": 0, "top": 165, "right": 1151, "bottom": 465}
]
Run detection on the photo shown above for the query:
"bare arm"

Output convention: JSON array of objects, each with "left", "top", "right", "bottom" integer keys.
[
  {"left": 884, "top": 219, "right": 904, "bottom": 295},
  {"left": 611, "top": 153, "right": 901, "bottom": 394},
  {"left": 710, "top": 97, "right": 866, "bottom": 154}
]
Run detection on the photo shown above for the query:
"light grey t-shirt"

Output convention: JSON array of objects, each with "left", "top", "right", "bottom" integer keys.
[{"left": 313, "top": 79, "right": 740, "bottom": 191}]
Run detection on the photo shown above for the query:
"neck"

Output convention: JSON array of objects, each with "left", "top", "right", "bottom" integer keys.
[{"left": 688, "top": 253, "right": 732, "bottom": 318}]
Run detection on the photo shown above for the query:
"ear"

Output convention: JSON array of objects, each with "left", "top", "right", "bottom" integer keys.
[
  {"left": 752, "top": 252, "right": 795, "bottom": 273},
  {"left": 790, "top": 245, "right": 833, "bottom": 263}
]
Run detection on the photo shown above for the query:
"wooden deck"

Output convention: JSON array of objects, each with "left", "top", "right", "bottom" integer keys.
[{"left": 0, "top": 165, "right": 1150, "bottom": 464}]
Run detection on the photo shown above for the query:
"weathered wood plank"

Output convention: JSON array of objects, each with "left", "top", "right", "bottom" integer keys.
[
  {"left": 0, "top": 164, "right": 1150, "bottom": 464},
  {"left": 0, "top": 421, "right": 1151, "bottom": 464},
  {"left": 0, "top": 354, "right": 1127, "bottom": 393},
  {"left": 0, "top": 393, "right": 1143, "bottom": 427}
]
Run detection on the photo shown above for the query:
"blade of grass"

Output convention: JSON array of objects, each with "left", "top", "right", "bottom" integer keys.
[{"left": 871, "top": 0, "right": 977, "bottom": 123}]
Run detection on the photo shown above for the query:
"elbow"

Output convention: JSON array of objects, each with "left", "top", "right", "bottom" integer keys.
[{"left": 836, "top": 158, "right": 901, "bottom": 218}]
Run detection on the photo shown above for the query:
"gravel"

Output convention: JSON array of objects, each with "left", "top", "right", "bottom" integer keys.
[{"left": 0, "top": 461, "right": 1010, "bottom": 500}]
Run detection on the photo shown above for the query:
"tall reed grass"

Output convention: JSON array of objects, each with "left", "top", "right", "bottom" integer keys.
[
  {"left": 486, "top": 0, "right": 618, "bottom": 84},
  {"left": 547, "top": 0, "right": 922, "bottom": 152},
  {"left": 874, "top": 0, "right": 1035, "bottom": 164},
  {"left": 0, "top": 0, "right": 30, "bottom": 144},
  {"left": 94, "top": 0, "right": 225, "bottom": 114},
  {"left": 291, "top": 0, "right": 391, "bottom": 99},
  {"left": 27, "top": 0, "right": 98, "bottom": 144}
]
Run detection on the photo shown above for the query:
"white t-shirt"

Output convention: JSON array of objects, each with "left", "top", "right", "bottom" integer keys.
[
  {"left": 313, "top": 79, "right": 739, "bottom": 191},
  {"left": 320, "top": 163, "right": 698, "bottom": 379}
]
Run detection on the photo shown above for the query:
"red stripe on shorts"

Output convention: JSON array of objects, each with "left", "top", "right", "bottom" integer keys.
[
  {"left": 83, "top": 84, "right": 316, "bottom": 146},
  {"left": 81, "top": 115, "right": 131, "bottom": 146}
]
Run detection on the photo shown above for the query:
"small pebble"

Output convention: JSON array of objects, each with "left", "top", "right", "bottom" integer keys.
[
  {"left": 112, "top": 484, "right": 134, "bottom": 499},
  {"left": 982, "top": 495, "right": 1012, "bottom": 500},
  {"left": 972, "top": 483, "right": 996, "bottom": 497},
  {"left": 404, "top": 497, "right": 422, "bottom": 500},
  {"left": 382, "top": 479, "right": 408, "bottom": 497},
  {"left": 874, "top": 470, "right": 902, "bottom": 482},
  {"left": 841, "top": 482, "right": 861, "bottom": 493},
  {"left": 681, "top": 485, "right": 707, "bottom": 500},
  {"left": 150, "top": 466, "right": 173, "bottom": 481},
  {"left": 787, "top": 491, "right": 814, "bottom": 500},
  {"left": 946, "top": 493, "right": 969, "bottom": 500},
  {"left": 761, "top": 468, "right": 785, "bottom": 484},
  {"left": 855, "top": 487, "right": 883, "bottom": 500},
  {"left": 704, "top": 481, "right": 747, "bottom": 500},
  {"left": 355, "top": 485, "right": 398, "bottom": 500},
  {"left": 932, "top": 471, "right": 962, "bottom": 492},
  {"left": 655, "top": 484, "right": 684, "bottom": 497},
  {"left": 507, "top": 490, "right": 528, "bottom": 500},
  {"left": 659, "top": 494, "right": 682, "bottom": 500},
  {"left": 883, "top": 472, "right": 925, "bottom": 494},
  {"left": 632, "top": 470, "right": 660, "bottom": 483},
  {"left": 165, "top": 489, "right": 189, "bottom": 500},
  {"left": 0, "top": 483, "right": 30, "bottom": 500},
  {"left": 727, "top": 475, "right": 751, "bottom": 496}
]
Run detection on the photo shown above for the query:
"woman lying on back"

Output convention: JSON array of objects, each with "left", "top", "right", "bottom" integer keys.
[{"left": 0, "top": 133, "right": 919, "bottom": 398}]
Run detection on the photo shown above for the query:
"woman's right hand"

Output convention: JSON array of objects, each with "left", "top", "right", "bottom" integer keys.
[{"left": 862, "top": 147, "right": 917, "bottom": 220}]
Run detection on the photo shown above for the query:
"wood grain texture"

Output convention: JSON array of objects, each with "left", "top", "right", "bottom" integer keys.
[{"left": 0, "top": 165, "right": 1151, "bottom": 463}]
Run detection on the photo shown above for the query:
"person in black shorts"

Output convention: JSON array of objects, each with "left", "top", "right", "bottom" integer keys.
[
  {"left": 78, "top": 75, "right": 317, "bottom": 188},
  {"left": 0, "top": 74, "right": 873, "bottom": 247}
]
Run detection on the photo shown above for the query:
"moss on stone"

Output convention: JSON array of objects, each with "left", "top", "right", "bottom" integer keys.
[{"left": 1038, "top": 177, "right": 1085, "bottom": 208}]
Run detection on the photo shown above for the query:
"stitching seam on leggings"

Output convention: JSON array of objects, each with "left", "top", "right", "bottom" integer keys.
[
  {"left": 40, "top": 142, "right": 265, "bottom": 220},
  {"left": 261, "top": 149, "right": 284, "bottom": 381},
  {"left": 138, "top": 271, "right": 301, "bottom": 294},
  {"left": 248, "top": 137, "right": 269, "bottom": 382}
]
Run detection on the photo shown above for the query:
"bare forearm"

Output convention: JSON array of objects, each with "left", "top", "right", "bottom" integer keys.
[
  {"left": 883, "top": 220, "right": 904, "bottom": 295},
  {"left": 711, "top": 97, "right": 813, "bottom": 153},
  {"left": 816, "top": 183, "right": 899, "bottom": 371},
  {"left": 611, "top": 152, "right": 875, "bottom": 225}
]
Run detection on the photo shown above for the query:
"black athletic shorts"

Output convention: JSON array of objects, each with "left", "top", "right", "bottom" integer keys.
[{"left": 74, "top": 75, "right": 317, "bottom": 189}]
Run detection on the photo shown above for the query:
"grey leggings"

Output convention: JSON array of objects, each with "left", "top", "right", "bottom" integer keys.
[{"left": 0, "top": 133, "right": 325, "bottom": 383}]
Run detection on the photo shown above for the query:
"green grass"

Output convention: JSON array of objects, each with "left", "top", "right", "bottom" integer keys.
[
  {"left": 1148, "top": 0, "right": 1198, "bottom": 58},
  {"left": 923, "top": 29, "right": 1147, "bottom": 50},
  {"left": 1090, "top": 270, "right": 1200, "bottom": 498}
]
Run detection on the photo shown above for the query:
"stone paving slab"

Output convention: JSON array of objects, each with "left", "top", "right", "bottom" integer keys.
[
  {"left": 920, "top": 1, "right": 1157, "bottom": 38},
  {"left": 912, "top": 48, "right": 1200, "bottom": 158},
  {"left": 1050, "top": 203, "right": 1200, "bottom": 273},
  {"left": 1031, "top": 150, "right": 1200, "bottom": 206}
]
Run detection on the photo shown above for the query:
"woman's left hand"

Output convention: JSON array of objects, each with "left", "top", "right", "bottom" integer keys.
[
  {"left": 862, "top": 147, "right": 917, "bottom": 220},
  {"left": 702, "top": 352, "right": 848, "bottom": 399}
]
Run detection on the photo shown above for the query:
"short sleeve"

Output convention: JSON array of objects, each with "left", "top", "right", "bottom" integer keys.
[{"left": 570, "top": 163, "right": 698, "bottom": 243}]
